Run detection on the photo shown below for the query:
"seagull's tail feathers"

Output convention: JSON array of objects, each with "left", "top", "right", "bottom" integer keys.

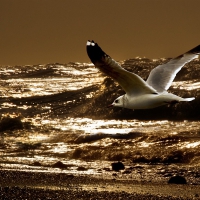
[{"left": 181, "top": 97, "right": 195, "bottom": 102}]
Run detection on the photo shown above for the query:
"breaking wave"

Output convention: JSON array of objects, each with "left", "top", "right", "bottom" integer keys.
[{"left": 0, "top": 58, "right": 200, "bottom": 169}]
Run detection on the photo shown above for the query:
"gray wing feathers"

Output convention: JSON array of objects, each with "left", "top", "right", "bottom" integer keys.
[
  {"left": 87, "top": 41, "right": 200, "bottom": 95},
  {"left": 87, "top": 40, "right": 157, "bottom": 96},
  {"left": 146, "top": 45, "right": 200, "bottom": 93},
  {"left": 96, "top": 56, "right": 157, "bottom": 95}
]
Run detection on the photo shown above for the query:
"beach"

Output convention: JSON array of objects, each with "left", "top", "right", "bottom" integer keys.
[
  {"left": 0, "top": 59, "right": 200, "bottom": 199},
  {"left": 1, "top": 169, "right": 200, "bottom": 199}
]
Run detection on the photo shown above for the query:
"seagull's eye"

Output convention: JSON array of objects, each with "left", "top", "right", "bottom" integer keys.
[{"left": 115, "top": 99, "right": 119, "bottom": 104}]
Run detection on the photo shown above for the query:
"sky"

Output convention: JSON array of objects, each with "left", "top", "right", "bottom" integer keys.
[{"left": 0, "top": 0, "right": 200, "bottom": 65}]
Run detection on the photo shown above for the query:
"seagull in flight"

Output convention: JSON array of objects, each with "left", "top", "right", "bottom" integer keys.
[{"left": 86, "top": 40, "right": 200, "bottom": 109}]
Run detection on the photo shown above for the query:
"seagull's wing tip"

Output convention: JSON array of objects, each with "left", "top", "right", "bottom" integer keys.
[
  {"left": 86, "top": 40, "right": 96, "bottom": 47},
  {"left": 86, "top": 40, "right": 105, "bottom": 63},
  {"left": 86, "top": 40, "right": 91, "bottom": 46},
  {"left": 188, "top": 45, "right": 200, "bottom": 55}
]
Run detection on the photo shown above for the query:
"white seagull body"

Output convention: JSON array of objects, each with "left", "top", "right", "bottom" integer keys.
[{"left": 86, "top": 41, "right": 200, "bottom": 109}]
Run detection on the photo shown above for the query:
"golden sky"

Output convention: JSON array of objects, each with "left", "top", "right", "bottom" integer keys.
[{"left": 0, "top": 0, "right": 200, "bottom": 65}]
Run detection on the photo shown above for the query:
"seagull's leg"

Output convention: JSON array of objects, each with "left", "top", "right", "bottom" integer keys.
[
  {"left": 164, "top": 100, "right": 179, "bottom": 108},
  {"left": 164, "top": 100, "right": 179, "bottom": 105}
]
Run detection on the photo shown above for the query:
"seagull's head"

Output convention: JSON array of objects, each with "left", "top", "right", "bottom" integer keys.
[{"left": 107, "top": 95, "right": 126, "bottom": 108}]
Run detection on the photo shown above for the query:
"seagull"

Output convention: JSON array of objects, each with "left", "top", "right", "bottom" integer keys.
[{"left": 86, "top": 40, "right": 200, "bottom": 109}]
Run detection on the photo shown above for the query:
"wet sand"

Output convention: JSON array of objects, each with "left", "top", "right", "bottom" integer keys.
[{"left": 0, "top": 169, "right": 200, "bottom": 199}]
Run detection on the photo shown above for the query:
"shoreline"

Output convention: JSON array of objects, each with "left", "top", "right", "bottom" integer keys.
[{"left": 0, "top": 169, "right": 200, "bottom": 199}]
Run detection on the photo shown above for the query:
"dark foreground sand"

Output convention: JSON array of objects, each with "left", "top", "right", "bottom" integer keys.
[{"left": 0, "top": 169, "right": 200, "bottom": 200}]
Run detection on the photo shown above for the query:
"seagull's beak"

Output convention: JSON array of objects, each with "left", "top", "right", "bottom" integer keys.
[{"left": 107, "top": 104, "right": 113, "bottom": 108}]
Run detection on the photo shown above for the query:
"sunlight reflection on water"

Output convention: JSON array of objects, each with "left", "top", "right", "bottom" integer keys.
[
  {"left": 0, "top": 63, "right": 200, "bottom": 175},
  {"left": 37, "top": 117, "right": 200, "bottom": 136},
  {"left": 0, "top": 77, "right": 102, "bottom": 98},
  {"left": 172, "top": 80, "right": 200, "bottom": 90},
  {"left": 181, "top": 141, "right": 200, "bottom": 149}
]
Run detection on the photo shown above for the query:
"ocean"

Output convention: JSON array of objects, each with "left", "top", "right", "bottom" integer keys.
[{"left": 0, "top": 57, "right": 200, "bottom": 184}]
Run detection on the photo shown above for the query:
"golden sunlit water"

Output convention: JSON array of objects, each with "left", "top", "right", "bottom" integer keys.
[{"left": 0, "top": 60, "right": 200, "bottom": 184}]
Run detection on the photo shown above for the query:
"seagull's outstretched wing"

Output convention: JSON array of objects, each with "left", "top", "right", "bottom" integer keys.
[
  {"left": 146, "top": 45, "right": 200, "bottom": 93},
  {"left": 86, "top": 40, "right": 157, "bottom": 96}
]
